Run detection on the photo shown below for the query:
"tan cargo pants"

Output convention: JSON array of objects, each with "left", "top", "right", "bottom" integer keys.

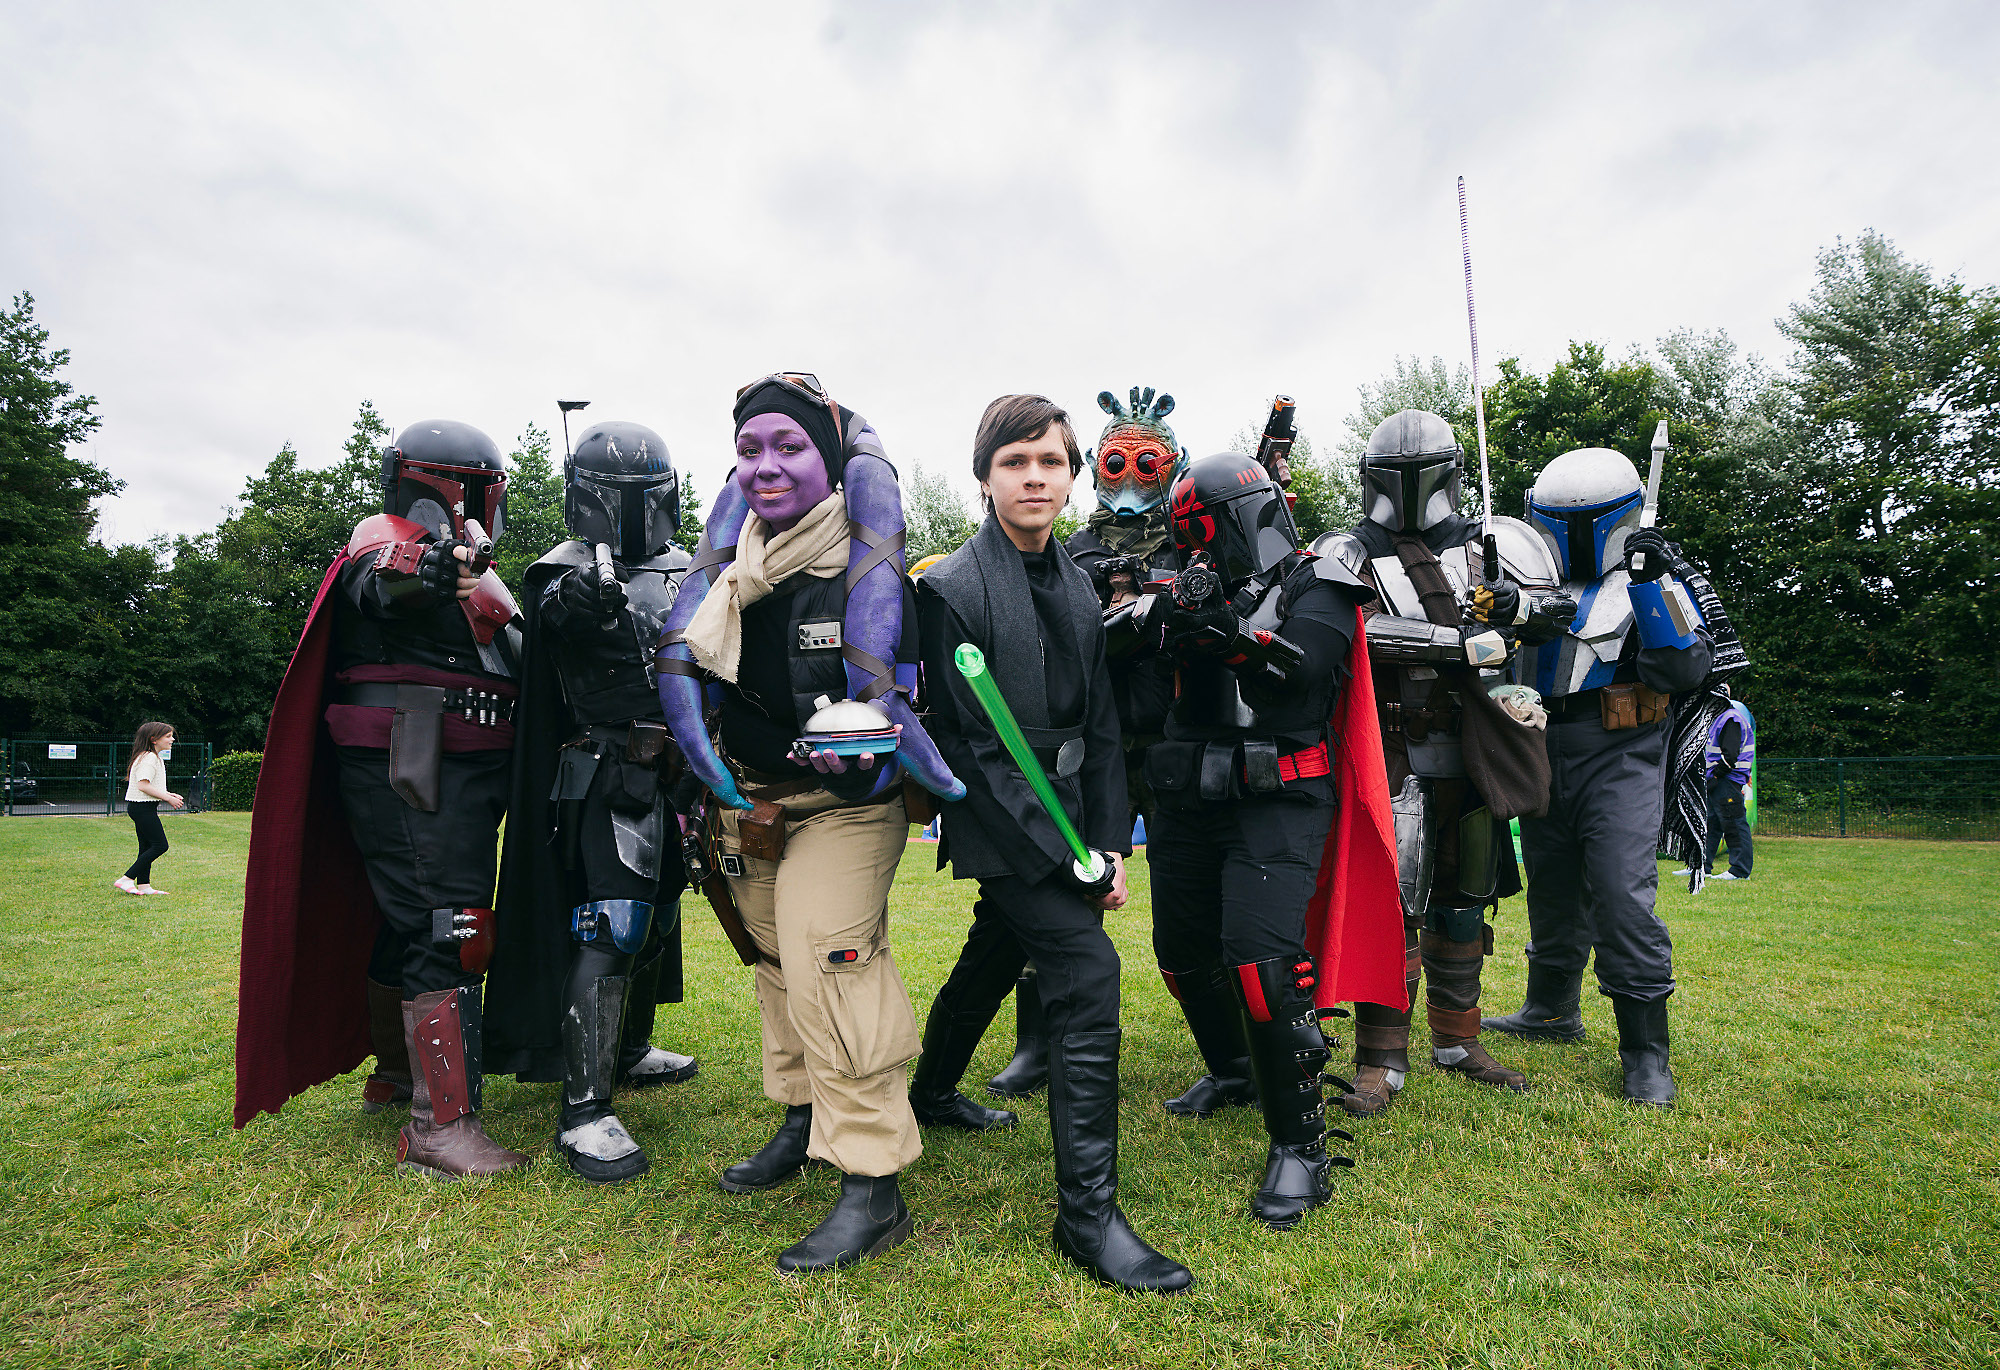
[{"left": 719, "top": 787, "right": 921, "bottom": 1177}]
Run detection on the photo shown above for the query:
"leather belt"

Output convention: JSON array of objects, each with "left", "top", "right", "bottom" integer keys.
[
  {"left": 1544, "top": 688, "right": 1604, "bottom": 726},
  {"left": 337, "top": 683, "right": 514, "bottom": 725}
]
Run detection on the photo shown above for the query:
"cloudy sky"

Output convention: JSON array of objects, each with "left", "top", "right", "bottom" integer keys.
[{"left": 5, "top": 1, "right": 1996, "bottom": 545}]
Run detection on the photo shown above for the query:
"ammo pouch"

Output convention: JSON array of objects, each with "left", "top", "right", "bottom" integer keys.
[
  {"left": 1142, "top": 740, "right": 1202, "bottom": 797},
  {"left": 1599, "top": 683, "right": 1671, "bottom": 731},
  {"left": 606, "top": 757, "right": 659, "bottom": 814},
  {"left": 626, "top": 720, "right": 670, "bottom": 765},
  {"left": 811, "top": 931, "right": 921, "bottom": 1079},
  {"left": 738, "top": 800, "right": 788, "bottom": 862}
]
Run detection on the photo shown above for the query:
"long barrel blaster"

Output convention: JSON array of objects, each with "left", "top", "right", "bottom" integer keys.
[
  {"left": 1141, "top": 556, "right": 1306, "bottom": 685},
  {"left": 1255, "top": 394, "right": 1298, "bottom": 488},
  {"left": 592, "top": 541, "right": 622, "bottom": 613}
]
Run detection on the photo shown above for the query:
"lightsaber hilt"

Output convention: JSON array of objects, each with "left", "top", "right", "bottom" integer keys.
[
  {"left": 1458, "top": 176, "right": 1498, "bottom": 582},
  {"left": 953, "top": 643, "right": 1108, "bottom": 891}
]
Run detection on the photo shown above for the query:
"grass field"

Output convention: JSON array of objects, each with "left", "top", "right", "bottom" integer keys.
[{"left": 1, "top": 815, "right": 1995, "bottom": 1369}]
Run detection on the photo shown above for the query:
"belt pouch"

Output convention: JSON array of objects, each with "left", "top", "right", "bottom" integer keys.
[
  {"left": 1242, "top": 738, "right": 1283, "bottom": 794},
  {"left": 901, "top": 775, "right": 937, "bottom": 828},
  {"left": 738, "top": 799, "right": 788, "bottom": 862},
  {"left": 1635, "top": 684, "right": 1671, "bottom": 725},
  {"left": 389, "top": 685, "right": 447, "bottom": 812},
  {"left": 626, "top": 721, "right": 669, "bottom": 765},
  {"left": 1142, "top": 740, "right": 1198, "bottom": 795},
  {"left": 1199, "top": 740, "right": 1239, "bottom": 802},
  {"left": 1599, "top": 684, "right": 1639, "bottom": 731}
]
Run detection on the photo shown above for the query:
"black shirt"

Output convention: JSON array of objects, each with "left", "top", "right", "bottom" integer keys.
[
  {"left": 719, "top": 587, "right": 803, "bottom": 774},
  {"left": 1022, "top": 546, "right": 1083, "bottom": 730}
]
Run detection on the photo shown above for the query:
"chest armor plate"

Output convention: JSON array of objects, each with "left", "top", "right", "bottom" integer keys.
[
  {"left": 623, "top": 568, "right": 681, "bottom": 684},
  {"left": 1366, "top": 544, "right": 1471, "bottom": 620},
  {"left": 1178, "top": 578, "right": 1288, "bottom": 732},
  {"left": 1518, "top": 570, "right": 1637, "bottom": 698}
]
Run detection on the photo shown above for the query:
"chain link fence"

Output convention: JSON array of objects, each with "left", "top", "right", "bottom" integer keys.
[
  {"left": 1756, "top": 756, "right": 2000, "bottom": 840},
  {"left": 2, "top": 738, "right": 214, "bottom": 816}
]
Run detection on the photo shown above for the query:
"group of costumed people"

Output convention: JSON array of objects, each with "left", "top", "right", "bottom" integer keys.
[{"left": 232, "top": 372, "right": 1744, "bottom": 1294}]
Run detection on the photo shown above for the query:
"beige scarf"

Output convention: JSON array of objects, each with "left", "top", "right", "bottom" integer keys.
[{"left": 683, "top": 491, "right": 849, "bottom": 683}]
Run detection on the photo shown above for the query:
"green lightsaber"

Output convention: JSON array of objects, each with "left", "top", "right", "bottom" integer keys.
[{"left": 953, "top": 643, "right": 1107, "bottom": 887}]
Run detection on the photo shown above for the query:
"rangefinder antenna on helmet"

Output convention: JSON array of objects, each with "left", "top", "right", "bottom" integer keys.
[{"left": 1458, "top": 175, "right": 1499, "bottom": 582}]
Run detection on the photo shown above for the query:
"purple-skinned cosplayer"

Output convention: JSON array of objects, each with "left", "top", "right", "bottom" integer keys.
[{"left": 654, "top": 372, "right": 959, "bottom": 1276}]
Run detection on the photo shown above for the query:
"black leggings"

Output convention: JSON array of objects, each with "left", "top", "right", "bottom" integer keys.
[{"left": 125, "top": 802, "right": 169, "bottom": 882}]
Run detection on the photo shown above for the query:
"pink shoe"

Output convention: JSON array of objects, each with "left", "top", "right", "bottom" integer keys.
[
  {"left": 114, "top": 876, "right": 139, "bottom": 895},
  {"left": 137, "top": 885, "right": 168, "bottom": 896}
]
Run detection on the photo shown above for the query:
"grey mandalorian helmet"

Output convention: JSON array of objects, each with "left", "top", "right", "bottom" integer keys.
[
  {"left": 1359, "top": 410, "right": 1464, "bottom": 533},
  {"left": 565, "top": 421, "right": 679, "bottom": 561},
  {"left": 1526, "top": 447, "right": 1644, "bottom": 581}
]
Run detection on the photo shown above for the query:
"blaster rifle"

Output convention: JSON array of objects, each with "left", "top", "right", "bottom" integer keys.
[{"left": 1254, "top": 394, "right": 1298, "bottom": 488}]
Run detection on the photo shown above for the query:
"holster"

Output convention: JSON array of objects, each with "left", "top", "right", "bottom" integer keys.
[
  {"left": 389, "top": 685, "right": 447, "bottom": 812},
  {"left": 1599, "top": 683, "right": 1671, "bottom": 731},
  {"left": 738, "top": 800, "right": 788, "bottom": 862},
  {"left": 902, "top": 774, "right": 937, "bottom": 828}
]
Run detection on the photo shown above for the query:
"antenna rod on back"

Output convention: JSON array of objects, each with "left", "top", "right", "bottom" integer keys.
[{"left": 1458, "top": 176, "right": 1498, "bottom": 581}]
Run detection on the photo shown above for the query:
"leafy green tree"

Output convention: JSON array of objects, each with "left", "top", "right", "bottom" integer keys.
[
  {"left": 1337, "top": 355, "right": 1476, "bottom": 461},
  {"left": 903, "top": 460, "right": 978, "bottom": 560},
  {"left": 495, "top": 423, "right": 562, "bottom": 594},
  {"left": 0, "top": 292, "right": 121, "bottom": 735},
  {"left": 676, "top": 471, "right": 705, "bottom": 553}
]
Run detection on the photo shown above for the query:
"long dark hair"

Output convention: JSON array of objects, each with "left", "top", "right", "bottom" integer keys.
[{"left": 129, "top": 722, "right": 174, "bottom": 772}]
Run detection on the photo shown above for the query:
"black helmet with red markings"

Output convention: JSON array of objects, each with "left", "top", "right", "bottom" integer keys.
[
  {"left": 1168, "top": 451, "right": 1299, "bottom": 586},
  {"left": 381, "top": 419, "right": 508, "bottom": 543}
]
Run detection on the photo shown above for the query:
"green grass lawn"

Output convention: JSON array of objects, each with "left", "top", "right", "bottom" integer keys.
[{"left": 1, "top": 815, "right": 1995, "bottom": 1369}]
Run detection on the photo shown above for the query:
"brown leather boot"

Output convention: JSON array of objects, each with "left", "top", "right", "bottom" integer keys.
[
  {"left": 361, "top": 979, "right": 413, "bottom": 1113},
  {"left": 1340, "top": 917, "right": 1420, "bottom": 1118},
  {"left": 399, "top": 987, "right": 529, "bottom": 1179},
  {"left": 1422, "top": 925, "right": 1527, "bottom": 1092}
]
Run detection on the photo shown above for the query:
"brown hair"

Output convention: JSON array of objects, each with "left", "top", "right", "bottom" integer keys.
[
  {"left": 129, "top": 721, "right": 174, "bottom": 772},
  {"left": 972, "top": 394, "right": 1083, "bottom": 496}
]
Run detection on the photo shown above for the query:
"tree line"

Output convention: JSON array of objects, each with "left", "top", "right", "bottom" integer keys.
[{"left": 3, "top": 230, "right": 1993, "bottom": 758}]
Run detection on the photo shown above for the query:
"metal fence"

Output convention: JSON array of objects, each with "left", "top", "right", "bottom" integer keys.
[
  {"left": 2, "top": 738, "right": 214, "bottom": 817},
  {"left": 1756, "top": 756, "right": 2000, "bottom": 840}
]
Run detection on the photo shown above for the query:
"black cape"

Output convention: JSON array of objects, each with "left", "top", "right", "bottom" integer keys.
[{"left": 484, "top": 545, "right": 685, "bottom": 1083}]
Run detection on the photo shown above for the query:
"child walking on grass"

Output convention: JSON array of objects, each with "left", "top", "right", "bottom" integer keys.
[{"left": 116, "top": 722, "right": 182, "bottom": 896}]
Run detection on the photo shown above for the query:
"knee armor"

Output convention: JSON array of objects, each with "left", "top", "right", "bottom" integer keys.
[{"left": 572, "top": 899, "right": 654, "bottom": 954}]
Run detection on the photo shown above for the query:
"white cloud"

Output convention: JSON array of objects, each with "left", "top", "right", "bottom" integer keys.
[{"left": 3, "top": 0, "right": 1995, "bottom": 545}]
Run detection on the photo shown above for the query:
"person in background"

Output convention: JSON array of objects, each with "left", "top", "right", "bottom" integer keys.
[
  {"left": 116, "top": 722, "right": 182, "bottom": 895},
  {"left": 1694, "top": 687, "right": 1755, "bottom": 881}
]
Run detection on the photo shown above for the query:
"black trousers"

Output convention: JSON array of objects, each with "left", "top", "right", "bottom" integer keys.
[
  {"left": 335, "top": 746, "right": 510, "bottom": 996},
  {"left": 930, "top": 872, "right": 1122, "bottom": 1044},
  {"left": 1147, "top": 792, "right": 1334, "bottom": 972},
  {"left": 1704, "top": 772, "right": 1754, "bottom": 877},
  {"left": 124, "top": 801, "right": 169, "bottom": 883}
]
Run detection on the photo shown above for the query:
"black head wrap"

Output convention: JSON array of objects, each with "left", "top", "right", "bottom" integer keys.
[{"left": 733, "top": 378, "right": 854, "bottom": 487}]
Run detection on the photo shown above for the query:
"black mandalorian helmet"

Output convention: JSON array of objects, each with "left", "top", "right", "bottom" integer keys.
[
  {"left": 565, "top": 420, "right": 679, "bottom": 561},
  {"left": 1168, "top": 452, "right": 1300, "bottom": 586},
  {"left": 1359, "top": 409, "right": 1463, "bottom": 533},
  {"left": 382, "top": 420, "right": 508, "bottom": 542}
]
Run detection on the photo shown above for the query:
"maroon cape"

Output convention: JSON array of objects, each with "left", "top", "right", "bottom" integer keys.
[
  {"left": 233, "top": 555, "right": 381, "bottom": 1127},
  {"left": 1303, "top": 611, "right": 1409, "bottom": 1012}
]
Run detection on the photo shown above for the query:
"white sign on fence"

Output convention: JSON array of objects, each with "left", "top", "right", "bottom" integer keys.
[{"left": 47, "top": 744, "right": 77, "bottom": 761}]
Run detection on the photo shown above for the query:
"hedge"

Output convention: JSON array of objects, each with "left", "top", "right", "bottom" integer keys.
[{"left": 210, "top": 751, "right": 262, "bottom": 811}]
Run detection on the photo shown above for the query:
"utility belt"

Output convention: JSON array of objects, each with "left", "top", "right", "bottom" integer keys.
[
  {"left": 1378, "top": 699, "right": 1461, "bottom": 740},
  {"left": 1546, "top": 683, "right": 1672, "bottom": 730},
  {"left": 337, "top": 682, "right": 514, "bottom": 726},
  {"left": 1145, "top": 734, "right": 1329, "bottom": 802},
  {"left": 1021, "top": 725, "right": 1086, "bottom": 780},
  {"left": 565, "top": 719, "right": 674, "bottom": 765}
]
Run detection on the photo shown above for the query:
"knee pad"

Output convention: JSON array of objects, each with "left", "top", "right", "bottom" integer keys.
[
  {"left": 430, "top": 907, "right": 495, "bottom": 972},
  {"left": 1423, "top": 903, "right": 1486, "bottom": 945},
  {"left": 572, "top": 899, "right": 654, "bottom": 954}
]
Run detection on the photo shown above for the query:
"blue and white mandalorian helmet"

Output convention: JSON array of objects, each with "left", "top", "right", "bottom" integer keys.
[{"left": 1526, "top": 447, "right": 1644, "bottom": 581}]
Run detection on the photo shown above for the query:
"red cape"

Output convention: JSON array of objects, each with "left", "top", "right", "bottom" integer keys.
[
  {"left": 233, "top": 556, "right": 380, "bottom": 1127},
  {"left": 1303, "top": 611, "right": 1408, "bottom": 1011}
]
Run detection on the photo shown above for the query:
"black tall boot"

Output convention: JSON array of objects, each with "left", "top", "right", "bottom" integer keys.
[
  {"left": 911, "top": 1007, "right": 1019, "bottom": 1131},
  {"left": 555, "top": 944, "right": 649, "bottom": 1185},
  {"left": 361, "top": 978, "right": 413, "bottom": 1113},
  {"left": 1048, "top": 1030, "right": 1194, "bottom": 1294},
  {"left": 1610, "top": 994, "right": 1676, "bottom": 1107},
  {"left": 1233, "top": 956, "right": 1355, "bottom": 1230},
  {"left": 618, "top": 940, "right": 698, "bottom": 1089},
  {"left": 719, "top": 1103, "right": 823, "bottom": 1193},
  {"left": 1159, "top": 963, "right": 1257, "bottom": 1118},
  {"left": 985, "top": 968, "right": 1049, "bottom": 1098},
  {"left": 776, "top": 1172, "right": 915, "bottom": 1274},
  {"left": 1482, "top": 962, "right": 1588, "bottom": 1043}
]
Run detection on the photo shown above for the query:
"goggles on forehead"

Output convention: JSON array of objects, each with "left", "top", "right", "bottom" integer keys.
[{"left": 737, "top": 371, "right": 843, "bottom": 448}]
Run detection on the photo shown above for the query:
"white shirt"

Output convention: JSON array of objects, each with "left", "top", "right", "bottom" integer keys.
[{"left": 126, "top": 751, "right": 166, "bottom": 803}]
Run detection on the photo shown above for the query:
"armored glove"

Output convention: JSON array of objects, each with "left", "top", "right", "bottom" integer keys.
[
  {"left": 1165, "top": 598, "right": 1236, "bottom": 655},
  {"left": 1625, "top": 528, "right": 1672, "bottom": 583},
  {"left": 560, "top": 559, "right": 628, "bottom": 616},
  {"left": 416, "top": 537, "right": 473, "bottom": 602},
  {"left": 1468, "top": 576, "right": 1525, "bottom": 626}
]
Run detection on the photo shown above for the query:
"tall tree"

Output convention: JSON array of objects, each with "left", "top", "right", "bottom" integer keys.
[
  {"left": 902, "top": 460, "right": 978, "bottom": 560},
  {"left": 0, "top": 292, "right": 120, "bottom": 735},
  {"left": 495, "top": 422, "right": 562, "bottom": 595},
  {"left": 676, "top": 470, "right": 704, "bottom": 553}
]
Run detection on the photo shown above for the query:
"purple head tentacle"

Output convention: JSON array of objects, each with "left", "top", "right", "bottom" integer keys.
[{"left": 658, "top": 477, "right": 753, "bottom": 811}]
